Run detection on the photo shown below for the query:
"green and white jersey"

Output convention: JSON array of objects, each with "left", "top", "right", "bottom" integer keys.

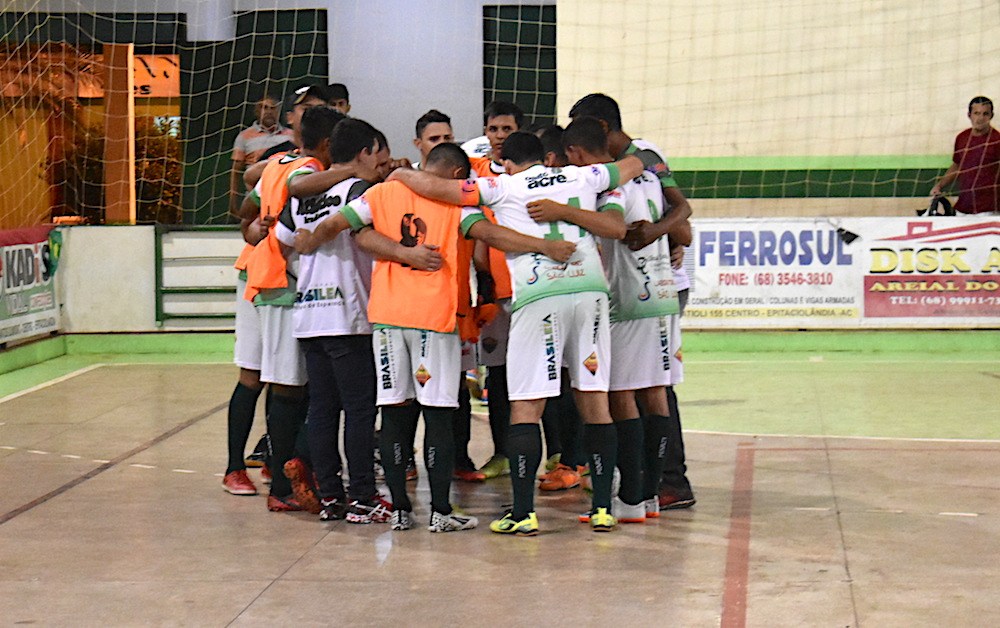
[
  {"left": 462, "top": 163, "right": 622, "bottom": 311},
  {"left": 599, "top": 171, "right": 679, "bottom": 322},
  {"left": 623, "top": 138, "right": 691, "bottom": 292},
  {"left": 274, "top": 177, "right": 375, "bottom": 338}
]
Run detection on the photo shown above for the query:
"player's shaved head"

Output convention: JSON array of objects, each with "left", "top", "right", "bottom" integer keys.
[
  {"left": 562, "top": 116, "right": 609, "bottom": 155},
  {"left": 500, "top": 131, "right": 545, "bottom": 165},
  {"left": 424, "top": 142, "right": 471, "bottom": 179},
  {"left": 569, "top": 93, "right": 622, "bottom": 132}
]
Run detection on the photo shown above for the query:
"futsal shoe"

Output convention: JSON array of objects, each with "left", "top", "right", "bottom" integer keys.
[
  {"left": 644, "top": 498, "right": 661, "bottom": 519},
  {"left": 391, "top": 510, "right": 414, "bottom": 531},
  {"left": 453, "top": 467, "right": 487, "bottom": 482},
  {"left": 244, "top": 435, "right": 269, "bottom": 468},
  {"left": 584, "top": 507, "right": 616, "bottom": 532},
  {"left": 658, "top": 487, "right": 696, "bottom": 511},
  {"left": 406, "top": 457, "right": 419, "bottom": 482},
  {"left": 346, "top": 495, "right": 393, "bottom": 524},
  {"left": 428, "top": 510, "right": 479, "bottom": 533},
  {"left": 319, "top": 496, "right": 348, "bottom": 521},
  {"left": 544, "top": 453, "right": 561, "bottom": 472},
  {"left": 222, "top": 470, "right": 257, "bottom": 496},
  {"left": 612, "top": 496, "right": 647, "bottom": 523},
  {"left": 283, "top": 457, "right": 321, "bottom": 515},
  {"left": 478, "top": 454, "right": 510, "bottom": 479},
  {"left": 538, "top": 464, "right": 581, "bottom": 491},
  {"left": 267, "top": 494, "right": 304, "bottom": 512},
  {"left": 489, "top": 511, "right": 539, "bottom": 536},
  {"left": 260, "top": 465, "right": 272, "bottom": 484}
]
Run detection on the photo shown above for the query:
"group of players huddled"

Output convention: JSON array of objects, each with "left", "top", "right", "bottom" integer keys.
[{"left": 222, "top": 84, "right": 696, "bottom": 536}]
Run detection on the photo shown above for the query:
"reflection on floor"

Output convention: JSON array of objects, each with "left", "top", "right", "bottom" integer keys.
[{"left": 0, "top": 361, "right": 998, "bottom": 626}]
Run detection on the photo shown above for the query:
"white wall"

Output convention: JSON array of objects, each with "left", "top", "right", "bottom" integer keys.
[{"left": 59, "top": 226, "right": 157, "bottom": 332}]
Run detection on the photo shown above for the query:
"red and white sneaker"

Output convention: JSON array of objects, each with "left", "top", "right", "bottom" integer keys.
[
  {"left": 645, "top": 497, "right": 660, "bottom": 519},
  {"left": 222, "top": 470, "right": 257, "bottom": 496},
  {"left": 345, "top": 495, "right": 393, "bottom": 524}
]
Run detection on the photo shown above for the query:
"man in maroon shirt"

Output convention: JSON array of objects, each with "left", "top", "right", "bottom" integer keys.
[{"left": 931, "top": 96, "right": 1000, "bottom": 214}]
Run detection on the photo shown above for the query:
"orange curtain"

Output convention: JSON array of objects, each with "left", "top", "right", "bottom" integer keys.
[{"left": 0, "top": 103, "right": 50, "bottom": 230}]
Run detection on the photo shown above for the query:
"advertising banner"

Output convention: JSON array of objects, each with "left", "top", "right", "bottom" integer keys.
[
  {"left": 0, "top": 226, "right": 61, "bottom": 344},
  {"left": 686, "top": 216, "right": 999, "bottom": 329}
]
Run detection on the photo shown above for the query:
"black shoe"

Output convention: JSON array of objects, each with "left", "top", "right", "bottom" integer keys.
[
  {"left": 244, "top": 434, "right": 270, "bottom": 468},
  {"left": 319, "top": 496, "right": 348, "bottom": 521}
]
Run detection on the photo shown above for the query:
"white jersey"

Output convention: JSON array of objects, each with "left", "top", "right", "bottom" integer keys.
[
  {"left": 275, "top": 177, "right": 375, "bottom": 338},
  {"left": 629, "top": 138, "right": 691, "bottom": 292},
  {"left": 461, "top": 135, "right": 491, "bottom": 158},
  {"left": 471, "top": 163, "right": 623, "bottom": 310},
  {"left": 599, "top": 171, "right": 679, "bottom": 322}
]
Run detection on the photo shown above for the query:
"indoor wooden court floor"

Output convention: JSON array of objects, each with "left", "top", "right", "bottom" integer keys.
[{"left": 0, "top": 351, "right": 998, "bottom": 626}]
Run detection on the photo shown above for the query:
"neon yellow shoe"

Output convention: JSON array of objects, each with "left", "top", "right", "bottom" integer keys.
[
  {"left": 489, "top": 511, "right": 539, "bottom": 536},
  {"left": 478, "top": 454, "right": 510, "bottom": 479},
  {"left": 589, "top": 507, "right": 616, "bottom": 532}
]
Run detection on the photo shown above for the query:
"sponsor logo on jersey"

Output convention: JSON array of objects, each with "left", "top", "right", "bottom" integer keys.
[
  {"left": 635, "top": 256, "right": 652, "bottom": 301},
  {"left": 299, "top": 193, "right": 343, "bottom": 224},
  {"left": 296, "top": 286, "right": 345, "bottom": 303},
  {"left": 525, "top": 172, "right": 568, "bottom": 190}
]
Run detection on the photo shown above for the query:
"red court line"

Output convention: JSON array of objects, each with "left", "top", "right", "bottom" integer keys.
[{"left": 721, "top": 443, "right": 756, "bottom": 628}]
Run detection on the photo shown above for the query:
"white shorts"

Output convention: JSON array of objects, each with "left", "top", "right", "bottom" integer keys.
[
  {"left": 609, "top": 316, "right": 671, "bottom": 392},
  {"left": 373, "top": 327, "right": 461, "bottom": 408},
  {"left": 668, "top": 314, "right": 683, "bottom": 386},
  {"left": 460, "top": 340, "right": 478, "bottom": 372},
  {"left": 477, "top": 298, "right": 510, "bottom": 368},
  {"left": 259, "top": 304, "right": 307, "bottom": 386},
  {"left": 506, "top": 292, "right": 610, "bottom": 401},
  {"left": 233, "top": 276, "right": 263, "bottom": 371}
]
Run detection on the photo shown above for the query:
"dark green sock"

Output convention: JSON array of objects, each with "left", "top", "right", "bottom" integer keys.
[
  {"left": 226, "top": 382, "right": 262, "bottom": 475},
  {"left": 615, "top": 418, "right": 644, "bottom": 506},
  {"left": 266, "top": 392, "right": 307, "bottom": 498},
  {"left": 379, "top": 405, "right": 417, "bottom": 512},
  {"left": 507, "top": 423, "right": 541, "bottom": 520},
  {"left": 423, "top": 407, "right": 455, "bottom": 515},
  {"left": 642, "top": 414, "right": 670, "bottom": 499},
  {"left": 584, "top": 423, "right": 617, "bottom": 511}
]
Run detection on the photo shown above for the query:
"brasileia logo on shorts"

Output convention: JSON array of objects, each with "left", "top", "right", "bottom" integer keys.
[{"left": 542, "top": 314, "right": 557, "bottom": 381}]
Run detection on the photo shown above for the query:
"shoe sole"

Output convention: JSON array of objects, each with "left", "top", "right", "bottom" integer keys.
[
  {"left": 491, "top": 527, "right": 538, "bottom": 536},
  {"left": 243, "top": 459, "right": 265, "bottom": 468},
  {"left": 592, "top": 524, "right": 615, "bottom": 532},
  {"left": 619, "top": 516, "right": 646, "bottom": 524},
  {"left": 660, "top": 498, "right": 696, "bottom": 511},
  {"left": 222, "top": 486, "right": 257, "bottom": 496},
  {"left": 539, "top": 481, "right": 579, "bottom": 491},
  {"left": 645, "top": 511, "right": 661, "bottom": 519}
]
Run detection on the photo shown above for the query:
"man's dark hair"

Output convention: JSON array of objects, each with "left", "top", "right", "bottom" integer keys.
[
  {"left": 483, "top": 100, "right": 525, "bottom": 128},
  {"left": 562, "top": 116, "right": 610, "bottom": 155},
  {"left": 299, "top": 107, "right": 346, "bottom": 150},
  {"left": 425, "top": 142, "right": 471, "bottom": 179},
  {"left": 500, "top": 131, "right": 544, "bottom": 165},
  {"left": 569, "top": 93, "right": 622, "bottom": 132},
  {"left": 969, "top": 95, "right": 994, "bottom": 115},
  {"left": 328, "top": 83, "right": 350, "bottom": 102},
  {"left": 415, "top": 109, "right": 452, "bottom": 139},
  {"left": 536, "top": 124, "right": 567, "bottom": 163},
  {"left": 287, "top": 84, "right": 331, "bottom": 110},
  {"left": 329, "top": 118, "right": 382, "bottom": 164}
]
